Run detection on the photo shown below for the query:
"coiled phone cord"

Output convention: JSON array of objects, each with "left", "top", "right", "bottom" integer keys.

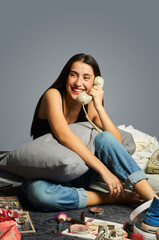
[{"left": 82, "top": 103, "right": 102, "bottom": 133}]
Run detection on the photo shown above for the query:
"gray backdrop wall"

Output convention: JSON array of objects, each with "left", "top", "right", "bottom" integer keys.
[{"left": 0, "top": 0, "right": 159, "bottom": 150}]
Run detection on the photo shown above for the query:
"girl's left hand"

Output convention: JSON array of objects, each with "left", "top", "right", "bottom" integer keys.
[
  {"left": 89, "top": 85, "right": 104, "bottom": 109},
  {"left": 100, "top": 169, "right": 125, "bottom": 198}
]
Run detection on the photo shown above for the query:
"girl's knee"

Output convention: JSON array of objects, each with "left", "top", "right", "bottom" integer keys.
[{"left": 95, "top": 131, "right": 116, "bottom": 148}]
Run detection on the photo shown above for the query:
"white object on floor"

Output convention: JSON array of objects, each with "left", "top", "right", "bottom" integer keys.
[
  {"left": 130, "top": 200, "right": 157, "bottom": 240},
  {"left": 118, "top": 125, "right": 159, "bottom": 171},
  {"left": 62, "top": 217, "right": 126, "bottom": 240}
]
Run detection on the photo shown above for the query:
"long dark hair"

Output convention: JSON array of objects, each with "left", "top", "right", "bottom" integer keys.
[{"left": 30, "top": 53, "right": 101, "bottom": 137}]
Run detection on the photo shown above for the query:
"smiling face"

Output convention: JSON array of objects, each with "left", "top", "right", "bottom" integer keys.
[{"left": 66, "top": 61, "right": 94, "bottom": 101}]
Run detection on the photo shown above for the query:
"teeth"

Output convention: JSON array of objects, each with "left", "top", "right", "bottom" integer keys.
[{"left": 72, "top": 88, "right": 83, "bottom": 92}]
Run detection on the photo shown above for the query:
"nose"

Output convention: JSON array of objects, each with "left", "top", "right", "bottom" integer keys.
[{"left": 75, "top": 76, "right": 82, "bottom": 86}]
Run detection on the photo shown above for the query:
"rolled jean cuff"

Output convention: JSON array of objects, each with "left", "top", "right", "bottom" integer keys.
[
  {"left": 125, "top": 170, "right": 148, "bottom": 191},
  {"left": 74, "top": 187, "right": 87, "bottom": 209}
]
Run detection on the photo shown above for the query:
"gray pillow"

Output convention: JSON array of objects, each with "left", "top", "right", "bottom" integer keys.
[
  {"left": 118, "top": 129, "right": 136, "bottom": 155},
  {"left": 0, "top": 122, "right": 135, "bottom": 182},
  {"left": 0, "top": 122, "right": 94, "bottom": 182}
]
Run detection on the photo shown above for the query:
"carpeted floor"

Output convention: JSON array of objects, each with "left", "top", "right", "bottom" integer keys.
[{"left": 0, "top": 185, "right": 137, "bottom": 240}]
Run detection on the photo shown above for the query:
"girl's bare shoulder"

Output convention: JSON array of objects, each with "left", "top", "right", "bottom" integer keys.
[
  {"left": 42, "top": 88, "right": 62, "bottom": 103},
  {"left": 44, "top": 88, "right": 60, "bottom": 97}
]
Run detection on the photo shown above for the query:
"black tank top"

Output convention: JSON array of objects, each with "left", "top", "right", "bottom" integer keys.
[{"left": 33, "top": 90, "right": 87, "bottom": 139}]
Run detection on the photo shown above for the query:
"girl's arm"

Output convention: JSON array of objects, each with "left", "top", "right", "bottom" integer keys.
[
  {"left": 88, "top": 85, "right": 122, "bottom": 144},
  {"left": 40, "top": 88, "right": 124, "bottom": 197}
]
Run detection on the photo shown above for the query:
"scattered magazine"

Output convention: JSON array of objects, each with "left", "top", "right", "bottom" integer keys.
[
  {"left": 0, "top": 195, "right": 36, "bottom": 234},
  {"left": 15, "top": 211, "right": 36, "bottom": 234},
  {"left": 0, "top": 196, "right": 22, "bottom": 211}
]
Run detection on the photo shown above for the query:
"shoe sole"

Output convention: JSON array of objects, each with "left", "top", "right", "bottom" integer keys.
[{"left": 141, "top": 222, "right": 159, "bottom": 233}]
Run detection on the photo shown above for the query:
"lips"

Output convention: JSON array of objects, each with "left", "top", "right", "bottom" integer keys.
[{"left": 71, "top": 87, "right": 85, "bottom": 95}]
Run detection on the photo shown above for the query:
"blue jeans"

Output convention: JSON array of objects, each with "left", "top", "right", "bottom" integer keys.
[{"left": 22, "top": 132, "right": 147, "bottom": 211}]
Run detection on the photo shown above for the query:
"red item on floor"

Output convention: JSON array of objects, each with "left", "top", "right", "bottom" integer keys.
[
  {"left": 0, "top": 208, "right": 21, "bottom": 240},
  {"left": 131, "top": 232, "right": 143, "bottom": 240}
]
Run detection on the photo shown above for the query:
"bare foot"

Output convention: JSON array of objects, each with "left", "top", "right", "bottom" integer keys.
[{"left": 116, "top": 191, "right": 144, "bottom": 205}]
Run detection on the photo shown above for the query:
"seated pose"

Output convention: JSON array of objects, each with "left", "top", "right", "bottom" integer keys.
[{"left": 22, "top": 53, "right": 158, "bottom": 211}]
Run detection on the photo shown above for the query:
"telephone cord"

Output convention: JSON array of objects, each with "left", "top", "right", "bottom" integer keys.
[{"left": 82, "top": 103, "right": 102, "bottom": 133}]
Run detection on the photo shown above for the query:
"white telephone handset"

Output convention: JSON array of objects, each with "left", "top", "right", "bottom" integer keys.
[
  {"left": 77, "top": 76, "right": 104, "bottom": 105},
  {"left": 77, "top": 76, "right": 104, "bottom": 133}
]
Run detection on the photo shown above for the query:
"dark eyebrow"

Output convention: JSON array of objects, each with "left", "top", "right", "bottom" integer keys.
[
  {"left": 70, "top": 70, "right": 92, "bottom": 77},
  {"left": 83, "top": 73, "right": 92, "bottom": 77},
  {"left": 70, "top": 70, "right": 78, "bottom": 74}
]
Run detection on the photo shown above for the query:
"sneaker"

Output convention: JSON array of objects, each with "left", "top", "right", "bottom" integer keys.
[
  {"left": 141, "top": 197, "right": 159, "bottom": 233},
  {"left": 156, "top": 228, "right": 159, "bottom": 240}
]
